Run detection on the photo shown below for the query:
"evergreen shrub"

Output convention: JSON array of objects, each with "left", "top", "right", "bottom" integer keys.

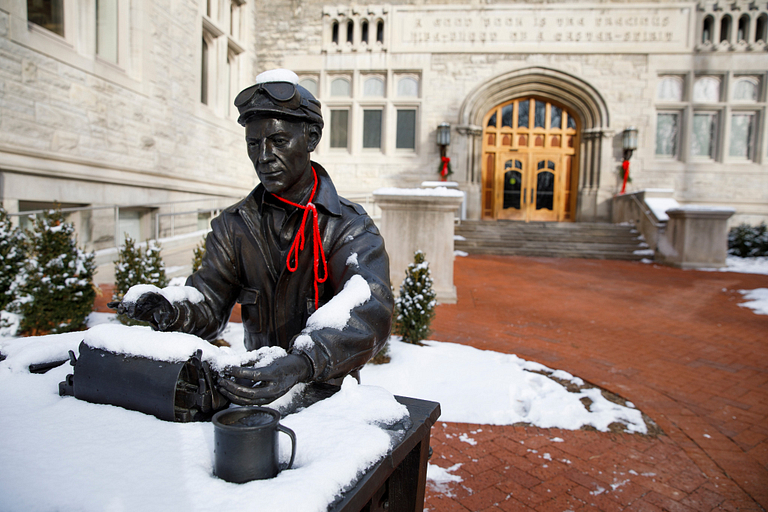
[
  {"left": 394, "top": 250, "right": 437, "bottom": 345},
  {"left": 728, "top": 223, "right": 768, "bottom": 257},
  {"left": 0, "top": 207, "right": 27, "bottom": 312},
  {"left": 191, "top": 236, "right": 206, "bottom": 273},
  {"left": 18, "top": 209, "right": 96, "bottom": 335},
  {"left": 114, "top": 235, "right": 167, "bottom": 325}
]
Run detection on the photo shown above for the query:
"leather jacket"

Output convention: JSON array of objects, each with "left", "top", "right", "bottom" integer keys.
[{"left": 165, "top": 163, "right": 394, "bottom": 383}]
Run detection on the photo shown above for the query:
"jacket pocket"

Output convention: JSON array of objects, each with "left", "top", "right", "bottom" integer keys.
[{"left": 238, "top": 287, "right": 262, "bottom": 333}]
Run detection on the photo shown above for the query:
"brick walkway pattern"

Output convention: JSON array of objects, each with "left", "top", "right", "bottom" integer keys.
[{"left": 425, "top": 255, "right": 768, "bottom": 512}]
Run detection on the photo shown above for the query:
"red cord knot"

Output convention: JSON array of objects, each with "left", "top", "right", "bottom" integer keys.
[{"left": 271, "top": 167, "right": 328, "bottom": 310}]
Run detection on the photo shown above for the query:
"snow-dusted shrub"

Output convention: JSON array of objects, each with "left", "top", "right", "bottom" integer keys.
[
  {"left": 113, "top": 235, "right": 167, "bottom": 325},
  {"left": 191, "top": 236, "right": 206, "bottom": 273},
  {"left": 18, "top": 209, "right": 96, "bottom": 336},
  {"left": 0, "top": 207, "right": 27, "bottom": 312},
  {"left": 728, "top": 223, "right": 768, "bottom": 257},
  {"left": 394, "top": 250, "right": 437, "bottom": 345}
]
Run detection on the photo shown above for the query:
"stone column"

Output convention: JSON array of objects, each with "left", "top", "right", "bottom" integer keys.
[
  {"left": 657, "top": 207, "right": 735, "bottom": 269},
  {"left": 373, "top": 189, "right": 464, "bottom": 304}
]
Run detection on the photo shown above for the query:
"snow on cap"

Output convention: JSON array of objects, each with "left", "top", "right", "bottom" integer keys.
[
  {"left": 235, "top": 69, "right": 323, "bottom": 128},
  {"left": 255, "top": 69, "right": 299, "bottom": 85}
]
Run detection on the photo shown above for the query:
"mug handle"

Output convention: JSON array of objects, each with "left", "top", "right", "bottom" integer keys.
[{"left": 278, "top": 424, "right": 296, "bottom": 470}]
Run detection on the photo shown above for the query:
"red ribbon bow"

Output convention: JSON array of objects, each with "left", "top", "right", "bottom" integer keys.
[
  {"left": 271, "top": 166, "right": 328, "bottom": 310},
  {"left": 440, "top": 156, "right": 450, "bottom": 180}
]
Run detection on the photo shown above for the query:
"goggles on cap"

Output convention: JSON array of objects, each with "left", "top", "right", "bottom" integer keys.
[{"left": 234, "top": 82, "right": 302, "bottom": 111}]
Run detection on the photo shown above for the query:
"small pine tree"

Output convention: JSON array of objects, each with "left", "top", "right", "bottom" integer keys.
[
  {"left": 18, "top": 209, "right": 96, "bottom": 336},
  {"left": 394, "top": 250, "right": 437, "bottom": 345},
  {"left": 143, "top": 240, "right": 168, "bottom": 288},
  {"left": 191, "top": 236, "right": 206, "bottom": 273},
  {"left": 0, "top": 207, "right": 27, "bottom": 312},
  {"left": 113, "top": 235, "right": 167, "bottom": 325}
]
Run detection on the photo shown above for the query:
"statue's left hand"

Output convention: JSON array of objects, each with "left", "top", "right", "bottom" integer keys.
[{"left": 217, "top": 354, "right": 312, "bottom": 406}]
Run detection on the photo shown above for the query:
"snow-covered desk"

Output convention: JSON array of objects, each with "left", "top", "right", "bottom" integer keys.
[
  {"left": 0, "top": 325, "right": 440, "bottom": 512},
  {"left": 330, "top": 396, "right": 440, "bottom": 512}
]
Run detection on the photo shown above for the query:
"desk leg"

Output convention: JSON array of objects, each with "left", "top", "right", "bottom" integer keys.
[{"left": 387, "top": 433, "right": 432, "bottom": 511}]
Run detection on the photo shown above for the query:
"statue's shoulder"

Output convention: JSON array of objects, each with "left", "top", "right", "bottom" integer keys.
[{"left": 338, "top": 196, "right": 367, "bottom": 216}]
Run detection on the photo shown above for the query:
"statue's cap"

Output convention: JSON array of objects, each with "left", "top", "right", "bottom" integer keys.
[{"left": 235, "top": 69, "right": 323, "bottom": 128}]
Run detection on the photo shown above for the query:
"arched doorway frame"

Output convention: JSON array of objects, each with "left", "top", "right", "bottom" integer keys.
[{"left": 456, "top": 67, "right": 612, "bottom": 222}]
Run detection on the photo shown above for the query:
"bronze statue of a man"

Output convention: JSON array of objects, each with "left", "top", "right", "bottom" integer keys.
[{"left": 113, "top": 69, "right": 393, "bottom": 406}]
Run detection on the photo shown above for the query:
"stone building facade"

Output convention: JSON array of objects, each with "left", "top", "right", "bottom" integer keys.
[
  {"left": 0, "top": 0, "right": 257, "bottom": 249},
  {"left": 260, "top": 0, "right": 768, "bottom": 225},
  {"left": 1, "top": 0, "right": 766, "bottom": 241}
]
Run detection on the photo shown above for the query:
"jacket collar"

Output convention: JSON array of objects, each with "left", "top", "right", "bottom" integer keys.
[{"left": 237, "top": 161, "right": 342, "bottom": 218}]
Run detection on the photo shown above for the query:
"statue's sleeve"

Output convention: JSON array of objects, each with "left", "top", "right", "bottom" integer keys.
[
  {"left": 163, "top": 216, "right": 240, "bottom": 341},
  {"left": 288, "top": 215, "right": 394, "bottom": 382}
]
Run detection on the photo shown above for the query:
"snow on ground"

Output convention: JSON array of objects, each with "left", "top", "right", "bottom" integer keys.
[
  {"left": 739, "top": 288, "right": 768, "bottom": 315},
  {"left": 0, "top": 324, "right": 408, "bottom": 512},
  {"left": 712, "top": 256, "right": 768, "bottom": 275},
  {"left": 362, "top": 338, "right": 646, "bottom": 433}
]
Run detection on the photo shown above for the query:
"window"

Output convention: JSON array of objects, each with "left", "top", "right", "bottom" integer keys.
[
  {"left": 733, "top": 77, "right": 759, "bottom": 102},
  {"left": 332, "top": 21, "right": 339, "bottom": 45},
  {"left": 346, "top": 20, "right": 354, "bottom": 44},
  {"left": 655, "top": 113, "right": 680, "bottom": 157},
  {"left": 693, "top": 76, "right": 721, "bottom": 102},
  {"left": 729, "top": 113, "right": 755, "bottom": 159},
  {"left": 27, "top": 0, "right": 64, "bottom": 36},
  {"left": 363, "top": 77, "right": 384, "bottom": 97},
  {"left": 331, "top": 78, "right": 350, "bottom": 97},
  {"left": 397, "top": 77, "right": 419, "bottom": 97},
  {"left": 691, "top": 112, "right": 718, "bottom": 159},
  {"left": 702, "top": 15, "right": 714, "bottom": 44},
  {"left": 330, "top": 110, "right": 349, "bottom": 149},
  {"left": 757, "top": 14, "right": 767, "bottom": 43},
  {"left": 361, "top": 21, "right": 369, "bottom": 44},
  {"left": 200, "top": 2, "right": 246, "bottom": 118},
  {"left": 376, "top": 20, "right": 384, "bottom": 43},
  {"left": 737, "top": 15, "right": 750, "bottom": 43},
  {"left": 96, "top": 0, "right": 118, "bottom": 63},
  {"left": 323, "top": 8, "right": 388, "bottom": 52},
  {"left": 363, "top": 109, "right": 383, "bottom": 149},
  {"left": 657, "top": 76, "right": 684, "bottom": 102},
  {"left": 396, "top": 109, "right": 416, "bottom": 149},
  {"left": 720, "top": 15, "right": 732, "bottom": 43}
]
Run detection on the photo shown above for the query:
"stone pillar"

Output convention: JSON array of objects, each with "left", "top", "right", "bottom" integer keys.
[
  {"left": 373, "top": 189, "right": 464, "bottom": 304},
  {"left": 657, "top": 207, "right": 735, "bottom": 269}
]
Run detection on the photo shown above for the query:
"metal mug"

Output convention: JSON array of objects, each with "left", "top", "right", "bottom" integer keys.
[{"left": 212, "top": 406, "right": 296, "bottom": 483}]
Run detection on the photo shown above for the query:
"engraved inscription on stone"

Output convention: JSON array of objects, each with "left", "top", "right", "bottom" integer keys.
[{"left": 391, "top": 5, "right": 693, "bottom": 53}]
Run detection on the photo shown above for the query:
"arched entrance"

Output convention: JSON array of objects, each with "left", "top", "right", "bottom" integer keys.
[
  {"left": 457, "top": 67, "right": 611, "bottom": 222},
  {"left": 481, "top": 98, "right": 579, "bottom": 221}
]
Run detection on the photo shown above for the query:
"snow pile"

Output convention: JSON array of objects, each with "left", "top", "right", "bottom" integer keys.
[
  {"left": 644, "top": 197, "right": 679, "bottom": 221},
  {"left": 293, "top": 275, "right": 371, "bottom": 351},
  {"left": 739, "top": 288, "right": 768, "bottom": 315},
  {"left": 373, "top": 187, "right": 465, "bottom": 198},
  {"left": 363, "top": 339, "right": 646, "bottom": 433},
  {"left": 123, "top": 283, "right": 205, "bottom": 304},
  {"left": 0, "top": 332, "right": 408, "bottom": 512},
  {"left": 707, "top": 256, "right": 768, "bottom": 275}
]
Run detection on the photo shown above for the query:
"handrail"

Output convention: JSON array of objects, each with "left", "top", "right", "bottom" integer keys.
[{"left": 626, "top": 193, "right": 665, "bottom": 229}]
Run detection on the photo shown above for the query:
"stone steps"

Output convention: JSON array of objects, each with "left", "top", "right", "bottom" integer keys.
[{"left": 455, "top": 221, "right": 650, "bottom": 260}]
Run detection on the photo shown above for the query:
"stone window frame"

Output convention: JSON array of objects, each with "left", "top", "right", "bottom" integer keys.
[
  {"left": 322, "top": 6, "right": 388, "bottom": 53},
  {"left": 199, "top": 0, "right": 247, "bottom": 120},
  {"left": 313, "top": 70, "right": 422, "bottom": 157},
  {"left": 7, "top": 0, "right": 137, "bottom": 89},
  {"left": 696, "top": 0, "right": 768, "bottom": 52},
  {"left": 654, "top": 71, "right": 767, "bottom": 164}
]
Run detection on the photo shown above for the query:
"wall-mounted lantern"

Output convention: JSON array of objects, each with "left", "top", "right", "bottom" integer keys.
[
  {"left": 436, "top": 123, "right": 451, "bottom": 181},
  {"left": 620, "top": 127, "right": 638, "bottom": 195}
]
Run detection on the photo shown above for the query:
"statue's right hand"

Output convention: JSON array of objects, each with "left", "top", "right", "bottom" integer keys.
[{"left": 108, "top": 292, "right": 175, "bottom": 330}]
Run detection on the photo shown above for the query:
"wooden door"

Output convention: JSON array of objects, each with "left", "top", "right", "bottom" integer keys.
[{"left": 482, "top": 98, "right": 579, "bottom": 222}]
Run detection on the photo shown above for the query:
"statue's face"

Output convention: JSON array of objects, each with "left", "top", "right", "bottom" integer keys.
[{"left": 245, "top": 117, "right": 320, "bottom": 200}]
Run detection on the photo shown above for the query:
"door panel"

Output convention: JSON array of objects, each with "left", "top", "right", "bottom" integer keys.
[{"left": 482, "top": 97, "right": 579, "bottom": 222}]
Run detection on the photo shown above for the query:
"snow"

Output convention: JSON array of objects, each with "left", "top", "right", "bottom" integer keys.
[
  {"left": 0, "top": 328, "right": 409, "bottom": 512},
  {"left": 256, "top": 69, "right": 299, "bottom": 84},
  {"left": 739, "top": 288, "right": 768, "bottom": 315},
  {"left": 644, "top": 197, "right": 680, "bottom": 222},
  {"left": 362, "top": 339, "right": 647, "bottom": 433},
  {"left": 123, "top": 283, "right": 205, "bottom": 304},
  {"left": 454, "top": 250, "right": 469, "bottom": 257},
  {"left": 668, "top": 205, "right": 735, "bottom": 213},
  {"left": 427, "top": 463, "right": 463, "bottom": 484},
  {"left": 346, "top": 252, "right": 359, "bottom": 267},
  {"left": 701, "top": 256, "right": 768, "bottom": 275},
  {"left": 373, "top": 187, "right": 465, "bottom": 198}
]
